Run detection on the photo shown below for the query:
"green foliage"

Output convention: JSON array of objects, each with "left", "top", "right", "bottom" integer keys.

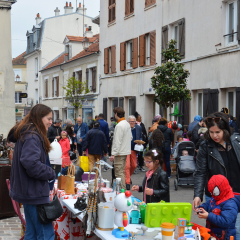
[
  {"left": 62, "top": 76, "right": 89, "bottom": 109},
  {"left": 151, "top": 39, "right": 191, "bottom": 108}
]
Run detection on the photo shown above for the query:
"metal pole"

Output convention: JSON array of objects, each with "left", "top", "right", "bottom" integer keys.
[
  {"left": 76, "top": 0, "right": 77, "bottom": 12},
  {"left": 83, "top": 0, "right": 84, "bottom": 37}
]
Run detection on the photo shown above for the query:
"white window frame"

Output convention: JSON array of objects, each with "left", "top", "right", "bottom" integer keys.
[
  {"left": 145, "top": 34, "right": 150, "bottom": 66},
  {"left": 126, "top": 40, "right": 133, "bottom": 69},
  {"left": 225, "top": 0, "right": 238, "bottom": 46},
  {"left": 15, "top": 92, "right": 22, "bottom": 104},
  {"left": 197, "top": 92, "right": 203, "bottom": 117},
  {"left": 226, "top": 89, "right": 236, "bottom": 116}
]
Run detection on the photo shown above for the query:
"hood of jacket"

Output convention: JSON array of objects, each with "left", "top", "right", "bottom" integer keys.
[
  {"left": 194, "top": 115, "right": 202, "bottom": 121},
  {"left": 158, "top": 124, "right": 168, "bottom": 132}
]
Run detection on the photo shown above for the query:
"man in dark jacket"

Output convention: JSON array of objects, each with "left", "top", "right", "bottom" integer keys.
[
  {"left": 47, "top": 119, "right": 62, "bottom": 143},
  {"left": 74, "top": 117, "right": 89, "bottom": 156},
  {"left": 192, "top": 118, "right": 204, "bottom": 145},
  {"left": 229, "top": 115, "right": 239, "bottom": 133},
  {"left": 83, "top": 121, "right": 108, "bottom": 170}
]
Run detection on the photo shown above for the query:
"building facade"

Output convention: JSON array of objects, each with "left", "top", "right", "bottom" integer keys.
[
  {"left": 24, "top": 2, "right": 99, "bottom": 110},
  {"left": 0, "top": 0, "right": 16, "bottom": 137},
  {"left": 99, "top": 0, "right": 240, "bottom": 131}
]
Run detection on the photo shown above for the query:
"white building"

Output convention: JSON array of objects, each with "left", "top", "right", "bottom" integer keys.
[
  {"left": 0, "top": 0, "right": 16, "bottom": 137},
  {"left": 99, "top": 0, "right": 240, "bottom": 131},
  {"left": 24, "top": 2, "right": 99, "bottom": 109}
]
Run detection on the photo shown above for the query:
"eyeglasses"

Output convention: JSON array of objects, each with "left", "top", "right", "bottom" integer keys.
[
  {"left": 129, "top": 121, "right": 136, "bottom": 123},
  {"left": 144, "top": 161, "right": 153, "bottom": 165},
  {"left": 206, "top": 117, "right": 221, "bottom": 123}
]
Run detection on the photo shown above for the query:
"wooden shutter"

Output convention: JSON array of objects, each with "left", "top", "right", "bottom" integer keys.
[
  {"left": 130, "top": 0, "right": 134, "bottom": 13},
  {"left": 139, "top": 34, "right": 145, "bottom": 67},
  {"left": 178, "top": 100, "right": 189, "bottom": 126},
  {"left": 238, "top": 0, "right": 240, "bottom": 42},
  {"left": 103, "top": 98, "right": 108, "bottom": 121},
  {"left": 236, "top": 88, "right": 240, "bottom": 132},
  {"left": 125, "top": 0, "right": 130, "bottom": 16},
  {"left": 77, "top": 71, "right": 82, "bottom": 94},
  {"left": 203, "top": 89, "right": 209, "bottom": 117},
  {"left": 150, "top": 30, "right": 156, "bottom": 65},
  {"left": 209, "top": 89, "right": 219, "bottom": 113},
  {"left": 86, "top": 68, "right": 89, "bottom": 90},
  {"left": 108, "top": 8, "right": 112, "bottom": 23},
  {"left": 92, "top": 67, "right": 97, "bottom": 92},
  {"left": 132, "top": 38, "right": 138, "bottom": 69},
  {"left": 145, "top": 0, "right": 155, "bottom": 7},
  {"left": 111, "top": 45, "right": 116, "bottom": 73},
  {"left": 120, "top": 42, "right": 126, "bottom": 71},
  {"left": 162, "top": 26, "right": 168, "bottom": 62},
  {"left": 52, "top": 78, "right": 54, "bottom": 97},
  {"left": 113, "top": 97, "right": 118, "bottom": 109},
  {"left": 112, "top": 6, "right": 116, "bottom": 21},
  {"left": 104, "top": 48, "right": 109, "bottom": 74},
  {"left": 45, "top": 79, "right": 48, "bottom": 98},
  {"left": 56, "top": 76, "right": 59, "bottom": 97},
  {"left": 72, "top": 72, "right": 75, "bottom": 94},
  {"left": 119, "top": 97, "right": 124, "bottom": 109},
  {"left": 178, "top": 18, "right": 185, "bottom": 58}
]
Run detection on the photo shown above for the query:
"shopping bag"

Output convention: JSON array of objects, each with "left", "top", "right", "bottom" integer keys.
[
  {"left": 58, "top": 175, "right": 67, "bottom": 190},
  {"left": 80, "top": 156, "right": 89, "bottom": 172},
  {"left": 65, "top": 164, "right": 75, "bottom": 194}
]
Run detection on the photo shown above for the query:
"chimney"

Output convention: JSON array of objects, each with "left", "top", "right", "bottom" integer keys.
[
  {"left": 64, "top": 1, "right": 73, "bottom": 14},
  {"left": 35, "top": 13, "right": 41, "bottom": 25},
  {"left": 54, "top": 7, "right": 60, "bottom": 16},
  {"left": 85, "top": 27, "right": 93, "bottom": 38},
  {"left": 77, "top": 2, "right": 87, "bottom": 15}
]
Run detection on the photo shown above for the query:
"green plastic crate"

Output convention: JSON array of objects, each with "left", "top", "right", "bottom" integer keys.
[
  {"left": 139, "top": 205, "right": 146, "bottom": 223},
  {"left": 144, "top": 201, "right": 192, "bottom": 228}
]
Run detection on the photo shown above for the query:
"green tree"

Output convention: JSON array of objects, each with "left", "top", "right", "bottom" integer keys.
[
  {"left": 151, "top": 39, "right": 191, "bottom": 118},
  {"left": 63, "top": 76, "right": 89, "bottom": 122}
]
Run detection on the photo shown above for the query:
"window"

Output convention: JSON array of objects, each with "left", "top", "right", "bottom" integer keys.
[
  {"left": 15, "top": 92, "right": 22, "bottom": 103},
  {"left": 104, "top": 45, "right": 116, "bottom": 74},
  {"left": 35, "top": 89, "right": 38, "bottom": 104},
  {"left": 14, "top": 69, "right": 22, "bottom": 82},
  {"left": 225, "top": 1, "right": 238, "bottom": 44},
  {"left": 52, "top": 77, "right": 59, "bottom": 97},
  {"left": 125, "top": 0, "right": 134, "bottom": 16},
  {"left": 198, "top": 93, "right": 203, "bottom": 116},
  {"left": 227, "top": 91, "right": 235, "bottom": 115},
  {"left": 145, "top": 0, "right": 156, "bottom": 8},
  {"left": 53, "top": 110, "right": 59, "bottom": 122},
  {"left": 33, "top": 32, "right": 37, "bottom": 48},
  {"left": 45, "top": 79, "right": 48, "bottom": 98},
  {"left": 173, "top": 24, "right": 179, "bottom": 50},
  {"left": 139, "top": 31, "right": 156, "bottom": 67},
  {"left": 129, "top": 97, "right": 136, "bottom": 115},
  {"left": 65, "top": 45, "right": 69, "bottom": 62},
  {"left": 108, "top": 0, "right": 116, "bottom": 24},
  {"left": 35, "top": 58, "right": 38, "bottom": 79},
  {"left": 126, "top": 40, "right": 133, "bottom": 69},
  {"left": 86, "top": 67, "right": 97, "bottom": 92}
]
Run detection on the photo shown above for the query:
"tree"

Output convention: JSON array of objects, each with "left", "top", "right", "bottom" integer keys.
[
  {"left": 151, "top": 39, "right": 191, "bottom": 118},
  {"left": 63, "top": 76, "right": 89, "bottom": 123}
]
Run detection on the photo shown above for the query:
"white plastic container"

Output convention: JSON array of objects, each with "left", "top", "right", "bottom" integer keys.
[
  {"left": 97, "top": 202, "right": 115, "bottom": 229},
  {"left": 49, "top": 139, "right": 62, "bottom": 165}
]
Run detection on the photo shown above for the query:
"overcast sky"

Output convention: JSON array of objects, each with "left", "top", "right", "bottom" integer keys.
[{"left": 11, "top": 0, "right": 100, "bottom": 58}]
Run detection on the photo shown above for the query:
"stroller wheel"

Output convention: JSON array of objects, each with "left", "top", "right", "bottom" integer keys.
[{"left": 174, "top": 179, "right": 178, "bottom": 191}]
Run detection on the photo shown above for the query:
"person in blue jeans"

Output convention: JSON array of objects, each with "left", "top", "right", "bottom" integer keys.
[
  {"left": 157, "top": 118, "right": 174, "bottom": 178},
  {"left": 7, "top": 104, "right": 56, "bottom": 239},
  {"left": 74, "top": 117, "right": 89, "bottom": 156}
]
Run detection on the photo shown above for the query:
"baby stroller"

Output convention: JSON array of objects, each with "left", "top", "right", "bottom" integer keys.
[{"left": 173, "top": 141, "right": 195, "bottom": 191}]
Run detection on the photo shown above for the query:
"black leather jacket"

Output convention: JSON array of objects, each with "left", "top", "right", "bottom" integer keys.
[
  {"left": 194, "top": 133, "right": 240, "bottom": 201},
  {"left": 139, "top": 166, "right": 170, "bottom": 203}
]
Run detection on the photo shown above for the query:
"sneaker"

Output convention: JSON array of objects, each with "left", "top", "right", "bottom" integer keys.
[
  {"left": 133, "top": 169, "right": 139, "bottom": 174},
  {"left": 126, "top": 184, "right": 130, "bottom": 190},
  {"left": 139, "top": 167, "right": 146, "bottom": 172}
]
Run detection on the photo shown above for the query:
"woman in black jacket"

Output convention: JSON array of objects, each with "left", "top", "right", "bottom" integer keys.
[
  {"left": 149, "top": 129, "right": 165, "bottom": 154},
  {"left": 157, "top": 118, "right": 174, "bottom": 178},
  {"left": 131, "top": 149, "right": 169, "bottom": 203},
  {"left": 193, "top": 112, "right": 240, "bottom": 240}
]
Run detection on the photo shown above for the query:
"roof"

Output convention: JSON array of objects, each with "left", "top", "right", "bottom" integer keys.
[
  {"left": 66, "top": 35, "right": 98, "bottom": 43},
  {"left": 12, "top": 52, "right": 27, "bottom": 65},
  {"left": 41, "top": 35, "right": 99, "bottom": 71}
]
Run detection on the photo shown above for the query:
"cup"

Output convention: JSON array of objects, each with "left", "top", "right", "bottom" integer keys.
[{"left": 161, "top": 223, "right": 175, "bottom": 240}]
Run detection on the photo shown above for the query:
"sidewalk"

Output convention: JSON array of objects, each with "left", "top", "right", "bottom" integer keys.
[{"left": 0, "top": 216, "right": 22, "bottom": 240}]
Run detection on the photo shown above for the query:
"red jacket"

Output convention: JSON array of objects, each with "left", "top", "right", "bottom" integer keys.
[{"left": 59, "top": 138, "right": 70, "bottom": 156}]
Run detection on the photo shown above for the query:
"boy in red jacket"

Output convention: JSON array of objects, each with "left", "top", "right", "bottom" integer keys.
[{"left": 59, "top": 131, "right": 71, "bottom": 167}]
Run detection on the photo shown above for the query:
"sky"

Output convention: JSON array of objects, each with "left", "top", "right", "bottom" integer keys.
[{"left": 11, "top": 0, "right": 100, "bottom": 58}]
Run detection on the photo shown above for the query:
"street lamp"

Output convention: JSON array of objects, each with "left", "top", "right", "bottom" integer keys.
[{"left": 15, "top": 75, "right": 20, "bottom": 82}]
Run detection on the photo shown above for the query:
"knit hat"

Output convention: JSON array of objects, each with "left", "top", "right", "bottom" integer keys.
[
  {"left": 153, "top": 114, "right": 161, "bottom": 123},
  {"left": 208, "top": 175, "right": 234, "bottom": 205}
]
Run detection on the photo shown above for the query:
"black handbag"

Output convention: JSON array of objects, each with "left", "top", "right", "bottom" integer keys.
[
  {"left": 36, "top": 195, "right": 63, "bottom": 224},
  {"left": 69, "top": 151, "right": 76, "bottom": 160}
]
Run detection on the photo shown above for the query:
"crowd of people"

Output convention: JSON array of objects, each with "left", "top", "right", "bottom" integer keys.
[{"left": 7, "top": 103, "right": 240, "bottom": 240}]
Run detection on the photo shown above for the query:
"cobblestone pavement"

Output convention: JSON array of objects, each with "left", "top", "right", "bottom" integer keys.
[{"left": 0, "top": 159, "right": 205, "bottom": 239}]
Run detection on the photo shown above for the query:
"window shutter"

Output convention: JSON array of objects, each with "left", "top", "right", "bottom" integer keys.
[
  {"left": 162, "top": 26, "right": 168, "bottom": 63},
  {"left": 86, "top": 68, "right": 89, "bottom": 90},
  {"left": 72, "top": 72, "right": 75, "bottom": 94},
  {"left": 104, "top": 48, "right": 109, "bottom": 74},
  {"left": 150, "top": 30, "right": 156, "bottom": 66},
  {"left": 132, "top": 38, "right": 138, "bottom": 69},
  {"left": 125, "top": 0, "right": 130, "bottom": 16},
  {"left": 111, "top": 45, "right": 116, "bottom": 73},
  {"left": 112, "top": 6, "right": 116, "bottom": 21},
  {"left": 109, "top": 0, "right": 112, "bottom": 6},
  {"left": 236, "top": 88, "right": 240, "bottom": 132},
  {"left": 178, "top": 18, "right": 185, "bottom": 58},
  {"left": 238, "top": 0, "right": 240, "bottom": 42},
  {"left": 45, "top": 79, "right": 48, "bottom": 98},
  {"left": 130, "top": 96, "right": 136, "bottom": 115},
  {"left": 203, "top": 89, "right": 209, "bottom": 117},
  {"left": 56, "top": 76, "right": 59, "bottom": 97},
  {"left": 103, "top": 98, "right": 108, "bottom": 121},
  {"left": 119, "top": 97, "right": 124, "bottom": 109},
  {"left": 178, "top": 100, "right": 190, "bottom": 126},
  {"left": 113, "top": 97, "right": 118, "bottom": 109},
  {"left": 77, "top": 71, "right": 82, "bottom": 94},
  {"left": 52, "top": 78, "right": 54, "bottom": 97},
  {"left": 120, "top": 42, "right": 126, "bottom": 71},
  {"left": 139, "top": 34, "right": 145, "bottom": 67},
  {"left": 130, "top": 0, "right": 134, "bottom": 13},
  {"left": 92, "top": 67, "right": 97, "bottom": 92},
  {"left": 108, "top": 8, "right": 112, "bottom": 23},
  {"left": 209, "top": 89, "right": 219, "bottom": 113}
]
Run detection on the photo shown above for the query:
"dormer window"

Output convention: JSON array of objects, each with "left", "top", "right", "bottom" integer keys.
[{"left": 65, "top": 44, "right": 72, "bottom": 62}]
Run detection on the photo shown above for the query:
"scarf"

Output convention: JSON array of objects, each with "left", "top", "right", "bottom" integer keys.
[{"left": 117, "top": 117, "right": 125, "bottom": 124}]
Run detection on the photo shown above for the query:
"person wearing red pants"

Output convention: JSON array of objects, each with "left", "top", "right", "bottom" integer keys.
[{"left": 125, "top": 116, "right": 142, "bottom": 190}]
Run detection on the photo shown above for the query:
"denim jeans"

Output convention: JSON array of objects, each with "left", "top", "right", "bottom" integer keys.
[
  {"left": 164, "top": 147, "right": 171, "bottom": 177},
  {"left": 23, "top": 204, "right": 55, "bottom": 240},
  {"left": 77, "top": 143, "right": 83, "bottom": 156}
]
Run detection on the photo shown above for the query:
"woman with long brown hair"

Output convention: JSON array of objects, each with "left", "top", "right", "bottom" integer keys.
[
  {"left": 149, "top": 129, "right": 165, "bottom": 154},
  {"left": 7, "top": 104, "right": 56, "bottom": 239}
]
